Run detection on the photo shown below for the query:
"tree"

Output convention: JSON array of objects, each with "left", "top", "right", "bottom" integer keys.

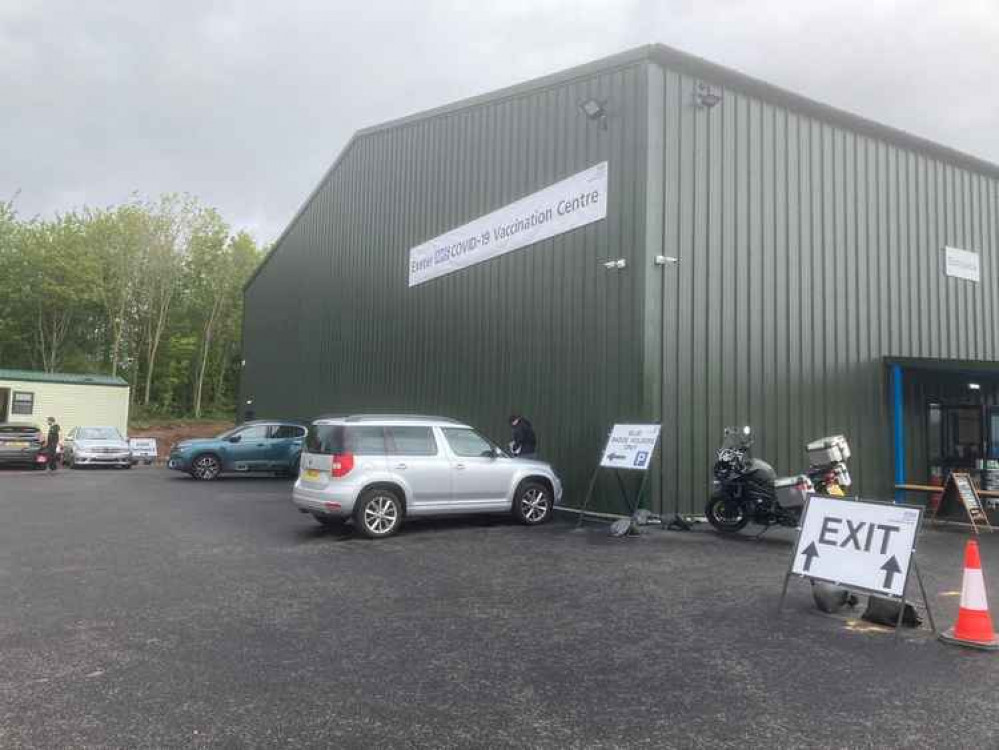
[
  {"left": 0, "top": 199, "right": 30, "bottom": 365},
  {"left": 0, "top": 192, "right": 261, "bottom": 418},
  {"left": 187, "top": 210, "right": 233, "bottom": 417},
  {"left": 18, "top": 214, "right": 99, "bottom": 372},
  {"left": 87, "top": 203, "right": 149, "bottom": 377},
  {"left": 135, "top": 195, "right": 197, "bottom": 405}
]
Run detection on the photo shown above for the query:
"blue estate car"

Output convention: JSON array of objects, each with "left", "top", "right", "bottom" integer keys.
[{"left": 167, "top": 420, "right": 306, "bottom": 480}]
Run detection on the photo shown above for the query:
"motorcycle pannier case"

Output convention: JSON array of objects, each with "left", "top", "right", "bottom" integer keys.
[{"left": 806, "top": 435, "right": 851, "bottom": 465}]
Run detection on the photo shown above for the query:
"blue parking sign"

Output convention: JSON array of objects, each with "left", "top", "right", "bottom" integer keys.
[{"left": 634, "top": 451, "right": 649, "bottom": 467}]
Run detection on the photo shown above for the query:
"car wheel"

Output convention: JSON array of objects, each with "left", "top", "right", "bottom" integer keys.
[
  {"left": 353, "top": 488, "right": 403, "bottom": 539},
  {"left": 191, "top": 454, "right": 222, "bottom": 481},
  {"left": 124, "top": 463, "right": 133, "bottom": 470},
  {"left": 513, "top": 480, "right": 553, "bottom": 525}
]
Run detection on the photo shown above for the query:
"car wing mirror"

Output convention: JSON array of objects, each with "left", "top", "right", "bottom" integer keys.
[{"left": 228, "top": 435, "right": 242, "bottom": 443}]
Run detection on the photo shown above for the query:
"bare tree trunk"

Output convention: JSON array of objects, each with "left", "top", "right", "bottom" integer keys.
[
  {"left": 213, "top": 338, "right": 230, "bottom": 408},
  {"left": 192, "top": 298, "right": 219, "bottom": 418},
  {"left": 143, "top": 291, "right": 173, "bottom": 405},
  {"left": 36, "top": 309, "right": 71, "bottom": 373}
]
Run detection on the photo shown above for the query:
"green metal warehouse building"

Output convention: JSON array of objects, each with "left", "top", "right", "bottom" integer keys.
[{"left": 242, "top": 44, "right": 999, "bottom": 515}]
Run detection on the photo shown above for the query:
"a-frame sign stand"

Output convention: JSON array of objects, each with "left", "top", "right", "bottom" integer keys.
[
  {"left": 931, "top": 472, "right": 994, "bottom": 534},
  {"left": 777, "top": 496, "right": 936, "bottom": 642},
  {"left": 575, "top": 424, "right": 662, "bottom": 530}
]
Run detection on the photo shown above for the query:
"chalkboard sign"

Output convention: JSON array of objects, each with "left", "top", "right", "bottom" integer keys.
[{"left": 933, "top": 472, "right": 993, "bottom": 534}]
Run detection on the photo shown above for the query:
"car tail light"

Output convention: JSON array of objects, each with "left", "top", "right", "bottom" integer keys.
[{"left": 331, "top": 453, "right": 354, "bottom": 478}]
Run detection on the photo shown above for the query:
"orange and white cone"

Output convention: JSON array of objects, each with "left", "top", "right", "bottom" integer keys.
[{"left": 939, "top": 539, "right": 999, "bottom": 651}]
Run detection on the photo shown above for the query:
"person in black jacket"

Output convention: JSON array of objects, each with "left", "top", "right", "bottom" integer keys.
[
  {"left": 44, "top": 416, "right": 60, "bottom": 471},
  {"left": 508, "top": 414, "right": 537, "bottom": 459}
]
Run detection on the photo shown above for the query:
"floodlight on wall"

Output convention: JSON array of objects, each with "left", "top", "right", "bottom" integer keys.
[
  {"left": 693, "top": 81, "right": 722, "bottom": 109},
  {"left": 969, "top": 383, "right": 981, "bottom": 391},
  {"left": 246, "top": 399, "right": 254, "bottom": 405},
  {"left": 578, "top": 98, "right": 608, "bottom": 129},
  {"left": 601, "top": 258, "right": 627, "bottom": 270}
]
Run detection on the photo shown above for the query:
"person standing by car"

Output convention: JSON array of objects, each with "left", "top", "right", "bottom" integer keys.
[
  {"left": 44, "top": 416, "right": 60, "bottom": 471},
  {"left": 508, "top": 414, "right": 537, "bottom": 459}
]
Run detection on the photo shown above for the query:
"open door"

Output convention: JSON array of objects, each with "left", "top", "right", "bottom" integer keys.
[{"left": 0, "top": 388, "right": 8, "bottom": 422}]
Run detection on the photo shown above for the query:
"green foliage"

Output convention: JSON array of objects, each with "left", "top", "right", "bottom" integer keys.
[{"left": 0, "top": 196, "right": 262, "bottom": 418}]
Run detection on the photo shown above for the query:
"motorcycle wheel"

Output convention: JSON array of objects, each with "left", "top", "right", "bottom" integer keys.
[{"left": 705, "top": 493, "right": 751, "bottom": 533}]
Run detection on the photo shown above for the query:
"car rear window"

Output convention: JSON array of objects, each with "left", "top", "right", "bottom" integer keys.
[
  {"left": 0, "top": 425, "right": 41, "bottom": 439},
  {"left": 305, "top": 424, "right": 345, "bottom": 455},
  {"left": 306, "top": 424, "right": 390, "bottom": 455}
]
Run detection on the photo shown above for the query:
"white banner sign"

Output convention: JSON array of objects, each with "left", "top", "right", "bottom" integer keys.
[
  {"left": 791, "top": 496, "right": 922, "bottom": 597},
  {"left": 600, "top": 424, "right": 661, "bottom": 471},
  {"left": 408, "top": 162, "right": 608, "bottom": 287},
  {"left": 945, "top": 246, "right": 980, "bottom": 283}
]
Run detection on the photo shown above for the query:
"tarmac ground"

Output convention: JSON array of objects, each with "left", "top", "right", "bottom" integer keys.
[{"left": 1, "top": 466, "right": 997, "bottom": 749}]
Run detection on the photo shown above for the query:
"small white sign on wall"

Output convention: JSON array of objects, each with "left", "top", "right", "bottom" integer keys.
[{"left": 945, "top": 246, "right": 980, "bottom": 283}]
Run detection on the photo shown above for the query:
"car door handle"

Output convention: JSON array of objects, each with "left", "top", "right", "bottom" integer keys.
[
  {"left": 256, "top": 443, "right": 266, "bottom": 447},
  {"left": 395, "top": 463, "right": 408, "bottom": 470},
  {"left": 455, "top": 463, "right": 466, "bottom": 470}
]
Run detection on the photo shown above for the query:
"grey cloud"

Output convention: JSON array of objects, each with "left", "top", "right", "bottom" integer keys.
[{"left": 1, "top": 0, "right": 996, "bottom": 244}]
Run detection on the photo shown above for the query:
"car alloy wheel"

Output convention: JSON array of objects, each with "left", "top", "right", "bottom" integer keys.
[
  {"left": 192, "top": 455, "right": 221, "bottom": 480},
  {"left": 363, "top": 494, "right": 399, "bottom": 536},
  {"left": 520, "top": 486, "right": 550, "bottom": 523}
]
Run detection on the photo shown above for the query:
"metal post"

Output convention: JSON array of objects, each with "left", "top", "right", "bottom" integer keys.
[
  {"left": 892, "top": 363, "right": 905, "bottom": 504},
  {"left": 777, "top": 571, "right": 792, "bottom": 615},
  {"left": 912, "top": 558, "right": 937, "bottom": 634},
  {"left": 575, "top": 466, "right": 602, "bottom": 528}
]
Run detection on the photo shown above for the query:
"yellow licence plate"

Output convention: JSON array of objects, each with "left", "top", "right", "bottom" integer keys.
[
  {"left": 303, "top": 469, "right": 320, "bottom": 480},
  {"left": 6, "top": 442, "right": 28, "bottom": 448}
]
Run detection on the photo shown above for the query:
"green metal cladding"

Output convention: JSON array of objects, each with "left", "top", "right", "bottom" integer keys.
[{"left": 243, "top": 45, "right": 999, "bottom": 514}]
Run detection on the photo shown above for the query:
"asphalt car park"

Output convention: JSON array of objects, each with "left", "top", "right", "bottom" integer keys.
[{"left": 2, "top": 468, "right": 999, "bottom": 749}]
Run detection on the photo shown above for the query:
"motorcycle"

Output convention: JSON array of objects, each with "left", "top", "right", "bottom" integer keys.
[{"left": 704, "top": 426, "right": 813, "bottom": 534}]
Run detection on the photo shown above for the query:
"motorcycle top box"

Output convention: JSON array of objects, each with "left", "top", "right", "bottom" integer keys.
[{"left": 806, "top": 435, "right": 851, "bottom": 466}]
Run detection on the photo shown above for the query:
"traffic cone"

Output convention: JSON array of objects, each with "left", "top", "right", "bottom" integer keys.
[{"left": 939, "top": 539, "right": 999, "bottom": 651}]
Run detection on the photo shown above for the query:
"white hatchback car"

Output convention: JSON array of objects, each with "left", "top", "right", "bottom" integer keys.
[{"left": 293, "top": 415, "right": 562, "bottom": 538}]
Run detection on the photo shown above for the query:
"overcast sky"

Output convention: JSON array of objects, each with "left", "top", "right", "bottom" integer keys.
[{"left": 2, "top": 0, "right": 997, "bottom": 245}]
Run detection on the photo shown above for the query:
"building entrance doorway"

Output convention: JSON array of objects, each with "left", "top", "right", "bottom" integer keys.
[
  {"left": 0, "top": 388, "right": 8, "bottom": 422},
  {"left": 926, "top": 402, "right": 999, "bottom": 490},
  {"left": 889, "top": 358, "right": 999, "bottom": 496}
]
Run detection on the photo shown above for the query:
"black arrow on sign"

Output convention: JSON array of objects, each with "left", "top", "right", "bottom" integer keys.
[
  {"left": 607, "top": 453, "right": 626, "bottom": 462},
  {"left": 881, "top": 556, "right": 902, "bottom": 590},
  {"left": 800, "top": 541, "right": 819, "bottom": 572}
]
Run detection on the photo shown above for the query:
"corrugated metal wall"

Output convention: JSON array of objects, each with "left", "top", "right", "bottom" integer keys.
[
  {"left": 654, "top": 66, "right": 999, "bottom": 513},
  {"left": 243, "top": 62, "right": 650, "bottom": 509}
]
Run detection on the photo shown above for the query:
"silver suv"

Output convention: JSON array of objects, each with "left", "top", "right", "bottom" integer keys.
[{"left": 292, "top": 415, "right": 562, "bottom": 538}]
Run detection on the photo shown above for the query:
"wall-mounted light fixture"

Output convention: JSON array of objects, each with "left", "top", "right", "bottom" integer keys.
[
  {"left": 246, "top": 399, "right": 254, "bottom": 405},
  {"left": 969, "top": 383, "right": 981, "bottom": 391},
  {"left": 601, "top": 258, "right": 627, "bottom": 270},
  {"left": 578, "top": 98, "right": 608, "bottom": 129},
  {"left": 693, "top": 81, "right": 722, "bottom": 109},
  {"left": 654, "top": 255, "right": 679, "bottom": 266}
]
